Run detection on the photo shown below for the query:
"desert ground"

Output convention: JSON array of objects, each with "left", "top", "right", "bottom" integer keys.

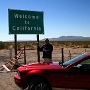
[{"left": 0, "top": 48, "right": 90, "bottom": 90}]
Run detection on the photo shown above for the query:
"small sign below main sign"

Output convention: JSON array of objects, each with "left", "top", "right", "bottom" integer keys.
[{"left": 8, "top": 9, "right": 44, "bottom": 34}]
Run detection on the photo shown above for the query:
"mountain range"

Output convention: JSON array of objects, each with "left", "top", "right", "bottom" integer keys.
[
  {"left": 2, "top": 36, "right": 90, "bottom": 42},
  {"left": 42, "top": 36, "right": 90, "bottom": 41}
]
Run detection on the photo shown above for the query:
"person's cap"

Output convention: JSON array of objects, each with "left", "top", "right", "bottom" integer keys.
[{"left": 45, "top": 38, "right": 49, "bottom": 41}]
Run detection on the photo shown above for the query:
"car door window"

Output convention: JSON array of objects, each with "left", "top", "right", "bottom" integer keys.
[{"left": 80, "top": 59, "right": 90, "bottom": 69}]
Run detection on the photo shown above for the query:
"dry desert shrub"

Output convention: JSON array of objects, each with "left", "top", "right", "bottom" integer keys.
[{"left": 1, "top": 41, "right": 90, "bottom": 50}]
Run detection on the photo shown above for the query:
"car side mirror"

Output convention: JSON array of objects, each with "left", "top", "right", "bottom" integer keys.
[{"left": 72, "top": 64, "right": 82, "bottom": 69}]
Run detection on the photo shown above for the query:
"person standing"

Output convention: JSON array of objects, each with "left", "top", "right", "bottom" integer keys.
[{"left": 38, "top": 38, "right": 53, "bottom": 62}]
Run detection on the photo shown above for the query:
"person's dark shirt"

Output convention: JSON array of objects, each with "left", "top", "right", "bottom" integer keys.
[{"left": 38, "top": 43, "right": 53, "bottom": 59}]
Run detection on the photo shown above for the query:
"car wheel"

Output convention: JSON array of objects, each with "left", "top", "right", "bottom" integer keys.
[{"left": 27, "top": 78, "right": 52, "bottom": 90}]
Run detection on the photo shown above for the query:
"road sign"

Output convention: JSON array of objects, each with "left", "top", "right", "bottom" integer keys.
[{"left": 8, "top": 9, "right": 44, "bottom": 34}]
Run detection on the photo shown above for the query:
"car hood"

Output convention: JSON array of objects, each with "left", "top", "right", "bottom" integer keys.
[{"left": 17, "top": 62, "right": 63, "bottom": 71}]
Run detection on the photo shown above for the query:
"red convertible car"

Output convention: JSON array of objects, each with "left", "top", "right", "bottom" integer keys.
[{"left": 14, "top": 53, "right": 90, "bottom": 90}]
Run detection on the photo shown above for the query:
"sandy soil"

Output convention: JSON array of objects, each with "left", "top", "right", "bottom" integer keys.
[{"left": 0, "top": 48, "right": 90, "bottom": 90}]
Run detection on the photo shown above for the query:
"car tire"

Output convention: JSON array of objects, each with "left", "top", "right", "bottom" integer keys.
[{"left": 27, "top": 77, "right": 52, "bottom": 90}]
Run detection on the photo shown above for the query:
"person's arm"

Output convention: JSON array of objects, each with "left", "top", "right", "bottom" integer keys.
[
  {"left": 38, "top": 46, "right": 43, "bottom": 51},
  {"left": 51, "top": 45, "right": 53, "bottom": 52},
  {"left": 48, "top": 44, "right": 53, "bottom": 52}
]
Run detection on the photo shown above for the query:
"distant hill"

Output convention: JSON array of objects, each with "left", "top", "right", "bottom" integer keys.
[
  {"left": 3, "top": 36, "right": 90, "bottom": 42},
  {"left": 42, "top": 36, "right": 90, "bottom": 41}
]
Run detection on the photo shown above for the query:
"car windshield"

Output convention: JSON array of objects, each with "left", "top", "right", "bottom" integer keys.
[{"left": 61, "top": 54, "right": 86, "bottom": 67}]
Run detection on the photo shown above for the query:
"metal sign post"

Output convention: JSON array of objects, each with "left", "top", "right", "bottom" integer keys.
[
  {"left": 37, "top": 35, "right": 40, "bottom": 62},
  {"left": 61, "top": 48, "right": 64, "bottom": 66},
  {"left": 14, "top": 34, "right": 17, "bottom": 58}
]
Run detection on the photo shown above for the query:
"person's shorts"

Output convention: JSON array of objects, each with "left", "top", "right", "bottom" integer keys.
[{"left": 43, "top": 58, "right": 52, "bottom": 62}]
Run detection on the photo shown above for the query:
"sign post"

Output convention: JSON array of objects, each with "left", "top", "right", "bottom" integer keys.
[
  {"left": 8, "top": 9, "right": 44, "bottom": 62},
  {"left": 37, "top": 35, "right": 40, "bottom": 62},
  {"left": 14, "top": 34, "right": 17, "bottom": 58}
]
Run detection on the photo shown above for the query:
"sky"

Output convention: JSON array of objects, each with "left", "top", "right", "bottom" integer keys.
[{"left": 0, "top": 0, "right": 90, "bottom": 41}]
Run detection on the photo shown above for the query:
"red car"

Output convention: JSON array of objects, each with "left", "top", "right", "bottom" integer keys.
[{"left": 14, "top": 53, "right": 90, "bottom": 90}]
